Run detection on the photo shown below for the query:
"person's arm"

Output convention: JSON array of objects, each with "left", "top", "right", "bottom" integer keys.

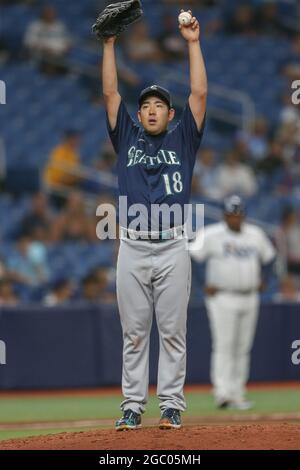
[
  {"left": 102, "top": 37, "right": 121, "bottom": 131},
  {"left": 258, "top": 228, "right": 277, "bottom": 290},
  {"left": 24, "top": 22, "right": 41, "bottom": 51},
  {"left": 179, "top": 10, "right": 207, "bottom": 130}
]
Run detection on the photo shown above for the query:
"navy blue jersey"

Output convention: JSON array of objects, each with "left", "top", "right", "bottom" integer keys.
[{"left": 107, "top": 100, "right": 205, "bottom": 230}]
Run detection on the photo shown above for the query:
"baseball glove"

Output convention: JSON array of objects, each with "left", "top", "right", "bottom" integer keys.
[{"left": 92, "top": 0, "right": 143, "bottom": 40}]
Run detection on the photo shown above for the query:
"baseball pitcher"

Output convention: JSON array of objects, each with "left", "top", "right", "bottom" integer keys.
[
  {"left": 100, "top": 6, "right": 207, "bottom": 429},
  {"left": 189, "top": 195, "right": 276, "bottom": 409}
]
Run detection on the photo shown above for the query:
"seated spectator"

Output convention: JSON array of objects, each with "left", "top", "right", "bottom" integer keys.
[
  {"left": 19, "top": 192, "right": 54, "bottom": 239},
  {"left": 273, "top": 275, "right": 300, "bottom": 303},
  {"left": 255, "top": 2, "right": 287, "bottom": 36},
  {"left": 84, "top": 142, "right": 117, "bottom": 195},
  {"left": 24, "top": 5, "right": 71, "bottom": 74},
  {"left": 44, "top": 278, "right": 74, "bottom": 306},
  {"left": 281, "top": 33, "right": 300, "bottom": 82},
  {"left": 93, "top": 266, "right": 116, "bottom": 303},
  {"left": 192, "top": 148, "right": 220, "bottom": 199},
  {"left": 277, "top": 113, "right": 300, "bottom": 182},
  {"left": 0, "top": 256, "right": 7, "bottom": 281},
  {"left": 280, "top": 93, "right": 300, "bottom": 131},
  {"left": 7, "top": 234, "right": 49, "bottom": 286},
  {"left": 158, "top": 13, "right": 186, "bottom": 61},
  {"left": 51, "top": 191, "right": 96, "bottom": 242},
  {"left": 0, "top": 279, "right": 19, "bottom": 306},
  {"left": 81, "top": 269, "right": 116, "bottom": 304},
  {"left": 215, "top": 151, "right": 257, "bottom": 199},
  {"left": 256, "top": 140, "right": 284, "bottom": 174},
  {"left": 81, "top": 273, "right": 101, "bottom": 303},
  {"left": 232, "top": 136, "right": 252, "bottom": 165},
  {"left": 94, "top": 141, "right": 116, "bottom": 173},
  {"left": 274, "top": 206, "right": 300, "bottom": 275},
  {"left": 224, "top": 5, "right": 257, "bottom": 36},
  {"left": 44, "top": 130, "right": 81, "bottom": 191},
  {"left": 0, "top": 38, "right": 9, "bottom": 64},
  {"left": 236, "top": 117, "right": 270, "bottom": 163},
  {"left": 124, "top": 21, "right": 163, "bottom": 63},
  {"left": 256, "top": 140, "right": 292, "bottom": 192}
]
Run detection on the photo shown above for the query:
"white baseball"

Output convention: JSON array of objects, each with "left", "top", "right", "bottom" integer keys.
[{"left": 178, "top": 11, "right": 192, "bottom": 26}]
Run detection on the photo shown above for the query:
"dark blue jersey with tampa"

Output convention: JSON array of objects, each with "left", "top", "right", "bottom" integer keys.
[{"left": 107, "top": 88, "right": 205, "bottom": 231}]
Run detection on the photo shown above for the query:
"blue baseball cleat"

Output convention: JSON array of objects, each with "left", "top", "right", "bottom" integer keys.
[
  {"left": 159, "top": 408, "right": 182, "bottom": 430},
  {"left": 115, "top": 409, "right": 142, "bottom": 431}
]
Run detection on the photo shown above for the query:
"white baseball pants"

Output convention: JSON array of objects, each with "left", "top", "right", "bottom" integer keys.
[{"left": 205, "top": 292, "right": 259, "bottom": 403}]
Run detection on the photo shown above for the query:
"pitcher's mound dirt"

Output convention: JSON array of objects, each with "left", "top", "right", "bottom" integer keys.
[{"left": 1, "top": 423, "right": 300, "bottom": 450}]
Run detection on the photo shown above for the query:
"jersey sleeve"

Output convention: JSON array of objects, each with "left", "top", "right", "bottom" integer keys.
[
  {"left": 258, "top": 229, "right": 276, "bottom": 265},
  {"left": 177, "top": 102, "right": 206, "bottom": 163},
  {"left": 189, "top": 228, "right": 209, "bottom": 262},
  {"left": 106, "top": 100, "right": 136, "bottom": 154}
]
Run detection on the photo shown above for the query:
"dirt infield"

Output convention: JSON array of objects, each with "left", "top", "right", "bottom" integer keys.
[{"left": 0, "top": 423, "right": 299, "bottom": 450}]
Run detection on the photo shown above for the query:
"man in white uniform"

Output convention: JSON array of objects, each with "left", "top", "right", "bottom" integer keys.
[{"left": 189, "top": 195, "right": 276, "bottom": 409}]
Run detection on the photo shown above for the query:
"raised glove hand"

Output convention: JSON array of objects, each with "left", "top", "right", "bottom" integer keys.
[{"left": 92, "top": 0, "right": 143, "bottom": 41}]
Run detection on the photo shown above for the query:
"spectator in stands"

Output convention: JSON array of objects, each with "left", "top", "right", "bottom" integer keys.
[
  {"left": 280, "top": 93, "right": 300, "bottom": 131},
  {"left": 215, "top": 150, "right": 257, "bottom": 199},
  {"left": 192, "top": 148, "right": 220, "bottom": 199},
  {"left": 81, "top": 273, "right": 101, "bottom": 303},
  {"left": 51, "top": 191, "right": 96, "bottom": 242},
  {"left": 93, "top": 266, "right": 116, "bottom": 303},
  {"left": 19, "top": 192, "right": 54, "bottom": 240},
  {"left": 24, "top": 5, "right": 71, "bottom": 74},
  {"left": 274, "top": 206, "right": 300, "bottom": 275},
  {"left": 281, "top": 33, "right": 300, "bottom": 82},
  {"left": 256, "top": 139, "right": 292, "bottom": 192},
  {"left": 277, "top": 109, "right": 300, "bottom": 183},
  {"left": 94, "top": 140, "right": 117, "bottom": 173},
  {"left": 158, "top": 13, "right": 186, "bottom": 62},
  {"left": 0, "top": 256, "right": 7, "bottom": 281},
  {"left": 0, "top": 279, "right": 19, "bottom": 306},
  {"left": 7, "top": 234, "right": 49, "bottom": 286},
  {"left": 82, "top": 141, "right": 117, "bottom": 193},
  {"left": 232, "top": 135, "right": 252, "bottom": 165},
  {"left": 255, "top": 1, "right": 287, "bottom": 37},
  {"left": 81, "top": 269, "right": 115, "bottom": 304},
  {"left": 236, "top": 117, "right": 270, "bottom": 163},
  {"left": 273, "top": 275, "right": 300, "bottom": 303},
  {"left": 124, "top": 21, "right": 163, "bottom": 63},
  {"left": 0, "top": 39, "right": 9, "bottom": 64},
  {"left": 44, "top": 130, "right": 81, "bottom": 191},
  {"left": 224, "top": 5, "right": 257, "bottom": 36},
  {"left": 44, "top": 278, "right": 74, "bottom": 306},
  {"left": 255, "top": 139, "right": 280, "bottom": 177}
]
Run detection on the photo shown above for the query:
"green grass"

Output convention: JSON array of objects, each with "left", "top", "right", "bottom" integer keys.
[{"left": 0, "top": 389, "right": 299, "bottom": 442}]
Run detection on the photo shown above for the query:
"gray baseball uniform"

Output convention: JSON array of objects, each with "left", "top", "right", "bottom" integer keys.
[
  {"left": 107, "top": 93, "right": 205, "bottom": 414},
  {"left": 117, "top": 234, "right": 191, "bottom": 414}
]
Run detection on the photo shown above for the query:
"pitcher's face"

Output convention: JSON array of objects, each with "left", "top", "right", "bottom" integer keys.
[{"left": 138, "top": 97, "right": 175, "bottom": 135}]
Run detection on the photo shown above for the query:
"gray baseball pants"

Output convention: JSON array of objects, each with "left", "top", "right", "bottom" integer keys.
[{"left": 116, "top": 236, "right": 191, "bottom": 415}]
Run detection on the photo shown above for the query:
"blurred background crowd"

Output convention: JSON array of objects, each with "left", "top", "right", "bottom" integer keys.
[{"left": 0, "top": 0, "right": 300, "bottom": 305}]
